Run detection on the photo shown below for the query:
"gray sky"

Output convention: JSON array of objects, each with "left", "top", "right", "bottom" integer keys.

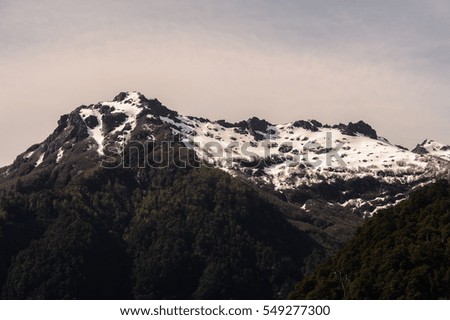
[{"left": 1, "top": 0, "right": 449, "bottom": 166}]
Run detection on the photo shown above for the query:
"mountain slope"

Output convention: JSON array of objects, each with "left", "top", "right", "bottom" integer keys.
[
  {"left": 289, "top": 180, "right": 450, "bottom": 299},
  {"left": 0, "top": 165, "right": 324, "bottom": 299}
]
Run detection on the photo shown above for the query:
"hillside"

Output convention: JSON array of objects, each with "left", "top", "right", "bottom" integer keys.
[
  {"left": 290, "top": 180, "right": 450, "bottom": 299},
  {"left": 0, "top": 166, "right": 309, "bottom": 299}
]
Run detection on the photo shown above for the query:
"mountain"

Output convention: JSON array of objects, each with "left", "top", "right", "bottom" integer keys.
[
  {"left": 412, "top": 139, "right": 450, "bottom": 161},
  {"left": 289, "top": 179, "right": 450, "bottom": 299},
  {"left": 0, "top": 91, "right": 448, "bottom": 299},
  {"left": 1, "top": 92, "right": 448, "bottom": 216}
]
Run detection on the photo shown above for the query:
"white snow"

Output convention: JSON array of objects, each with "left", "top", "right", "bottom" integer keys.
[
  {"left": 160, "top": 116, "right": 442, "bottom": 192},
  {"left": 56, "top": 148, "right": 64, "bottom": 163},
  {"left": 78, "top": 91, "right": 147, "bottom": 155},
  {"left": 35, "top": 153, "right": 45, "bottom": 167},
  {"left": 370, "top": 197, "right": 406, "bottom": 216},
  {"left": 23, "top": 150, "right": 35, "bottom": 160},
  {"left": 420, "top": 139, "right": 450, "bottom": 161},
  {"left": 80, "top": 109, "right": 105, "bottom": 155}
]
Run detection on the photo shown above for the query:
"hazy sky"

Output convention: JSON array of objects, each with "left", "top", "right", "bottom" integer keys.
[{"left": 1, "top": 0, "right": 449, "bottom": 166}]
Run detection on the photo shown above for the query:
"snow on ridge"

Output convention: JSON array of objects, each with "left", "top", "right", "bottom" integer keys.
[
  {"left": 421, "top": 139, "right": 450, "bottom": 161},
  {"left": 73, "top": 93, "right": 448, "bottom": 192},
  {"left": 123, "top": 91, "right": 143, "bottom": 102},
  {"left": 164, "top": 115, "right": 433, "bottom": 184},
  {"left": 370, "top": 197, "right": 406, "bottom": 216},
  {"left": 160, "top": 116, "right": 196, "bottom": 135},
  {"left": 155, "top": 112, "right": 447, "bottom": 192},
  {"left": 78, "top": 92, "right": 148, "bottom": 156},
  {"left": 104, "top": 97, "right": 142, "bottom": 130}
]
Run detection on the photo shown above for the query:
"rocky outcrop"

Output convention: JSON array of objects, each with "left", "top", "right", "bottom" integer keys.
[
  {"left": 247, "top": 117, "right": 272, "bottom": 140},
  {"left": 346, "top": 121, "right": 378, "bottom": 139},
  {"left": 412, "top": 144, "right": 428, "bottom": 155},
  {"left": 292, "top": 120, "right": 321, "bottom": 132}
]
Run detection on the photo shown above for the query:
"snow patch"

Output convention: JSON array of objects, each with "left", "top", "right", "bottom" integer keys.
[
  {"left": 23, "top": 151, "right": 35, "bottom": 160},
  {"left": 35, "top": 153, "right": 45, "bottom": 167},
  {"left": 80, "top": 109, "right": 105, "bottom": 155},
  {"left": 78, "top": 91, "right": 147, "bottom": 155},
  {"left": 56, "top": 148, "right": 64, "bottom": 163}
]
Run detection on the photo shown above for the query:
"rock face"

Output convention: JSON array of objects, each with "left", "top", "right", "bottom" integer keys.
[
  {"left": 247, "top": 117, "right": 272, "bottom": 132},
  {"left": 84, "top": 115, "right": 99, "bottom": 129},
  {"left": 1, "top": 91, "right": 449, "bottom": 216},
  {"left": 102, "top": 112, "right": 128, "bottom": 134},
  {"left": 344, "top": 121, "right": 378, "bottom": 139},
  {"left": 412, "top": 144, "right": 428, "bottom": 155},
  {"left": 247, "top": 117, "right": 272, "bottom": 140},
  {"left": 293, "top": 120, "right": 321, "bottom": 132}
]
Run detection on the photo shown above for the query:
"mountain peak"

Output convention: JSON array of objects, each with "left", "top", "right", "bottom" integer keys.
[
  {"left": 292, "top": 120, "right": 322, "bottom": 132},
  {"left": 346, "top": 120, "right": 378, "bottom": 139},
  {"left": 412, "top": 139, "right": 450, "bottom": 160},
  {"left": 112, "top": 91, "right": 146, "bottom": 103}
]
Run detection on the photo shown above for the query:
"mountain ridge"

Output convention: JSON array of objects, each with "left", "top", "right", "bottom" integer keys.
[{"left": 1, "top": 91, "right": 448, "bottom": 217}]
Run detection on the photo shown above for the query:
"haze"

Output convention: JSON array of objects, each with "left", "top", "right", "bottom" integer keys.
[{"left": 1, "top": 0, "right": 449, "bottom": 166}]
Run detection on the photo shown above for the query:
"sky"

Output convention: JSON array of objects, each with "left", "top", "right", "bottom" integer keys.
[{"left": 0, "top": 0, "right": 449, "bottom": 166}]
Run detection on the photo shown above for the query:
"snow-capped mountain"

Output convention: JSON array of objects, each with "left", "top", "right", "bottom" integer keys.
[
  {"left": 1, "top": 92, "right": 449, "bottom": 216},
  {"left": 412, "top": 139, "right": 450, "bottom": 161}
]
